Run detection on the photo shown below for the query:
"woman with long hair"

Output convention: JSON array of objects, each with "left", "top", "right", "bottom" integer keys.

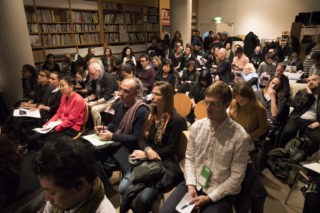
[
  {"left": 119, "top": 81, "right": 184, "bottom": 213},
  {"left": 229, "top": 82, "right": 268, "bottom": 141},
  {"left": 101, "top": 47, "right": 115, "bottom": 69},
  {"left": 155, "top": 59, "right": 176, "bottom": 89},
  {"left": 42, "top": 54, "right": 61, "bottom": 72},
  {"left": 121, "top": 47, "right": 136, "bottom": 66}
]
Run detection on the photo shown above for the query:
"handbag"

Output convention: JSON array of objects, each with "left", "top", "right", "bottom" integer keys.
[{"left": 131, "top": 160, "right": 164, "bottom": 184}]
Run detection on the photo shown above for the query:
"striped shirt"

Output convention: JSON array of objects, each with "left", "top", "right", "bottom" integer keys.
[{"left": 185, "top": 116, "right": 249, "bottom": 202}]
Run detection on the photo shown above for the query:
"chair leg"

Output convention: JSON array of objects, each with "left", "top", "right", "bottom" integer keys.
[{"left": 284, "top": 173, "right": 300, "bottom": 205}]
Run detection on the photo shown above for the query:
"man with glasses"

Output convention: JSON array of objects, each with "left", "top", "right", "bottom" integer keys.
[
  {"left": 95, "top": 78, "right": 149, "bottom": 175},
  {"left": 161, "top": 81, "right": 249, "bottom": 213},
  {"left": 85, "top": 61, "right": 118, "bottom": 127},
  {"left": 136, "top": 54, "right": 155, "bottom": 93}
]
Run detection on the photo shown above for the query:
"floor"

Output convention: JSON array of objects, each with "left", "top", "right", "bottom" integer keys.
[{"left": 106, "top": 168, "right": 305, "bottom": 213}]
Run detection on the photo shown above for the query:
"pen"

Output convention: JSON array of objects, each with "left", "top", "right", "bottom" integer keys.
[{"left": 181, "top": 202, "right": 194, "bottom": 210}]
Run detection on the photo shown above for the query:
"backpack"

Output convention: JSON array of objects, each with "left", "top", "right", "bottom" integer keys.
[{"left": 266, "top": 136, "right": 311, "bottom": 185}]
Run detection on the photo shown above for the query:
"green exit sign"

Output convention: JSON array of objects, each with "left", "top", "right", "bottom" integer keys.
[{"left": 214, "top": 17, "right": 222, "bottom": 22}]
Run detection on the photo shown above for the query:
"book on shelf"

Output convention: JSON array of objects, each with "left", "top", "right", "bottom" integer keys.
[
  {"left": 103, "top": 3, "right": 122, "bottom": 10},
  {"left": 104, "top": 24, "right": 119, "bottom": 32},
  {"left": 75, "top": 33, "right": 100, "bottom": 44},
  {"left": 40, "top": 24, "right": 71, "bottom": 33},
  {"left": 25, "top": 10, "right": 37, "bottom": 22},
  {"left": 127, "top": 24, "right": 143, "bottom": 32},
  {"left": 104, "top": 13, "right": 124, "bottom": 24},
  {"left": 43, "top": 34, "right": 73, "bottom": 46},
  {"left": 37, "top": 9, "right": 70, "bottom": 22},
  {"left": 128, "top": 32, "right": 145, "bottom": 41},
  {"left": 72, "top": 11, "right": 98, "bottom": 23},
  {"left": 74, "top": 24, "right": 99, "bottom": 32},
  {"left": 28, "top": 24, "right": 38, "bottom": 33},
  {"left": 32, "top": 50, "right": 45, "bottom": 63},
  {"left": 125, "top": 13, "right": 142, "bottom": 24},
  {"left": 30, "top": 35, "right": 42, "bottom": 47},
  {"left": 148, "top": 7, "right": 158, "bottom": 15},
  {"left": 104, "top": 33, "right": 120, "bottom": 43},
  {"left": 144, "top": 23, "right": 159, "bottom": 31}
]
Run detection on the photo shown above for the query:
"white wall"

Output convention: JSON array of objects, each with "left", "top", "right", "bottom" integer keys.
[{"left": 198, "top": 0, "right": 320, "bottom": 40}]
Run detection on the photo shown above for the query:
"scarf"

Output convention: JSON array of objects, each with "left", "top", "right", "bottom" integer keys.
[
  {"left": 115, "top": 100, "right": 147, "bottom": 135},
  {"left": 50, "top": 178, "right": 104, "bottom": 213},
  {"left": 144, "top": 112, "right": 171, "bottom": 145}
]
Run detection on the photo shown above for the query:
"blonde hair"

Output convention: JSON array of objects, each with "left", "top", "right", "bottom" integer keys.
[{"left": 244, "top": 63, "right": 256, "bottom": 73}]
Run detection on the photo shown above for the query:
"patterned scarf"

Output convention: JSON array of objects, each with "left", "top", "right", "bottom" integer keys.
[
  {"left": 144, "top": 112, "right": 171, "bottom": 145},
  {"left": 115, "top": 100, "right": 147, "bottom": 135},
  {"left": 50, "top": 178, "right": 104, "bottom": 213}
]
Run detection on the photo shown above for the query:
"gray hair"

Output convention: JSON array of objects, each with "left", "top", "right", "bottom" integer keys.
[{"left": 88, "top": 62, "right": 103, "bottom": 73}]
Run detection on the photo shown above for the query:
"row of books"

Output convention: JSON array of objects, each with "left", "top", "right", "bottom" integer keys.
[
  {"left": 28, "top": 24, "right": 38, "bottom": 33},
  {"left": 40, "top": 24, "right": 71, "bottom": 33},
  {"left": 144, "top": 23, "right": 159, "bottom": 31},
  {"left": 75, "top": 33, "right": 100, "bottom": 44},
  {"left": 103, "top": 3, "right": 122, "bottom": 10},
  {"left": 127, "top": 24, "right": 143, "bottom": 32},
  {"left": 144, "top": 15, "right": 158, "bottom": 23},
  {"left": 72, "top": 11, "right": 98, "bottom": 23},
  {"left": 128, "top": 33, "right": 145, "bottom": 41},
  {"left": 104, "top": 25, "right": 120, "bottom": 32},
  {"left": 125, "top": 13, "right": 142, "bottom": 24},
  {"left": 104, "top": 33, "right": 119, "bottom": 43},
  {"left": 43, "top": 34, "right": 73, "bottom": 46},
  {"left": 147, "top": 32, "right": 159, "bottom": 40},
  {"left": 104, "top": 14, "right": 124, "bottom": 24},
  {"left": 147, "top": 8, "right": 158, "bottom": 15},
  {"left": 74, "top": 24, "right": 99, "bottom": 32},
  {"left": 26, "top": 11, "right": 37, "bottom": 22},
  {"left": 37, "top": 9, "right": 70, "bottom": 22}
]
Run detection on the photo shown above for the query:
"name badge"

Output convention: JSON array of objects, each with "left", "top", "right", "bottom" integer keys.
[{"left": 197, "top": 165, "right": 211, "bottom": 188}]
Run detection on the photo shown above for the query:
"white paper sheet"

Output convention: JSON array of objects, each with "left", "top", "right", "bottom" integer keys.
[
  {"left": 33, "top": 120, "right": 62, "bottom": 134},
  {"left": 82, "top": 134, "right": 114, "bottom": 148},
  {"left": 14, "top": 109, "right": 41, "bottom": 118},
  {"left": 301, "top": 161, "right": 320, "bottom": 174},
  {"left": 175, "top": 193, "right": 195, "bottom": 213}
]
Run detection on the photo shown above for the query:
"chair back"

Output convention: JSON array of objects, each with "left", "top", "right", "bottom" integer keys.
[
  {"left": 173, "top": 93, "right": 191, "bottom": 118},
  {"left": 176, "top": 130, "right": 190, "bottom": 163},
  {"left": 73, "top": 104, "right": 89, "bottom": 140},
  {"left": 194, "top": 100, "right": 207, "bottom": 120}
]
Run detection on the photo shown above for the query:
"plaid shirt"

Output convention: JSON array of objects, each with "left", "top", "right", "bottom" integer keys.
[{"left": 185, "top": 116, "right": 249, "bottom": 202}]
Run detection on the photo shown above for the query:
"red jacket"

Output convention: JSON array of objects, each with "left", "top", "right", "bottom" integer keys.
[{"left": 46, "top": 92, "right": 85, "bottom": 132}]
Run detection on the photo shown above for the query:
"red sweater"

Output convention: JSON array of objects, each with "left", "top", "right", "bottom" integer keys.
[{"left": 46, "top": 92, "right": 85, "bottom": 132}]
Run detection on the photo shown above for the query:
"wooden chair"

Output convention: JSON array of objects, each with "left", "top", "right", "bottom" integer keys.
[
  {"left": 73, "top": 104, "right": 89, "bottom": 140},
  {"left": 194, "top": 100, "right": 207, "bottom": 120},
  {"left": 173, "top": 93, "right": 191, "bottom": 118}
]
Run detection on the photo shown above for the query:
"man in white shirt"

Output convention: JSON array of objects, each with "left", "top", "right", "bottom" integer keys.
[
  {"left": 32, "top": 138, "right": 116, "bottom": 213},
  {"left": 160, "top": 81, "right": 249, "bottom": 213},
  {"left": 279, "top": 74, "right": 320, "bottom": 151}
]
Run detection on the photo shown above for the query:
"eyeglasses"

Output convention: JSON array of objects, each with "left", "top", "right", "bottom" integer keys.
[
  {"left": 203, "top": 100, "right": 221, "bottom": 107},
  {"left": 38, "top": 74, "right": 46, "bottom": 77}
]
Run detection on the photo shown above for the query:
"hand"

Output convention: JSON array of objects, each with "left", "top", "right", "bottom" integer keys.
[
  {"left": 20, "top": 102, "right": 27, "bottom": 107},
  {"left": 267, "top": 87, "right": 276, "bottom": 97},
  {"left": 146, "top": 148, "right": 161, "bottom": 160},
  {"left": 187, "top": 185, "right": 197, "bottom": 198},
  {"left": 306, "top": 86, "right": 312, "bottom": 94},
  {"left": 130, "top": 150, "right": 147, "bottom": 160},
  {"left": 308, "top": 122, "right": 320, "bottom": 129},
  {"left": 99, "top": 130, "right": 113, "bottom": 141},
  {"left": 215, "top": 75, "right": 219, "bottom": 81},
  {"left": 191, "top": 195, "right": 211, "bottom": 210},
  {"left": 87, "top": 101, "right": 97, "bottom": 107},
  {"left": 94, "top": 125, "right": 106, "bottom": 135},
  {"left": 42, "top": 124, "right": 47, "bottom": 128},
  {"left": 29, "top": 108, "right": 39, "bottom": 111},
  {"left": 114, "top": 91, "right": 119, "bottom": 96}
]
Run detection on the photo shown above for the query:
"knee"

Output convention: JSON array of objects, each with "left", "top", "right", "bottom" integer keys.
[
  {"left": 139, "top": 188, "right": 158, "bottom": 205},
  {"left": 119, "top": 172, "right": 132, "bottom": 195},
  {"left": 91, "top": 106, "right": 99, "bottom": 114}
]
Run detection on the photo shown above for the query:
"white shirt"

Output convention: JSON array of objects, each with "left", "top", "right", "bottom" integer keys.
[{"left": 300, "top": 94, "right": 318, "bottom": 121}]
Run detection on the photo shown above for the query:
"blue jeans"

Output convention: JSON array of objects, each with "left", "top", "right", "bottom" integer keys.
[{"left": 119, "top": 172, "right": 159, "bottom": 211}]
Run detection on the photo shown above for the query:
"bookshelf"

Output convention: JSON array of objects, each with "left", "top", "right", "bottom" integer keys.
[{"left": 24, "top": 0, "right": 160, "bottom": 63}]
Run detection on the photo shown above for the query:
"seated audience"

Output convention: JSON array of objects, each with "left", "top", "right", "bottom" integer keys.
[
  {"left": 61, "top": 53, "right": 75, "bottom": 75},
  {"left": 160, "top": 81, "right": 248, "bottom": 213},
  {"left": 121, "top": 63, "right": 135, "bottom": 79},
  {"left": 44, "top": 74, "right": 86, "bottom": 139},
  {"left": 256, "top": 77, "right": 289, "bottom": 127},
  {"left": 0, "top": 136, "right": 43, "bottom": 213},
  {"left": 225, "top": 42, "right": 234, "bottom": 62},
  {"left": 275, "top": 62, "right": 291, "bottom": 98},
  {"left": 95, "top": 78, "right": 149, "bottom": 175},
  {"left": 257, "top": 53, "right": 277, "bottom": 88},
  {"left": 20, "top": 70, "right": 52, "bottom": 109},
  {"left": 181, "top": 45, "right": 196, "bottom": 69},
  {"left": 75, "top": 61, "right": 91, "bottom": 97},
  {"left": 85, "top": 47, "right": 96, "bottom": 65},
  {"left": 147, "top": 37, "right": 161, "bottom": 57},
  {"left": 155, "top": 58, "right": 176, "bottom": 89},
  {"left": 85, "top": 62, "right": 118, "bottom": 126},
  {"left": 171, "top": 30, "right": 183, "bottom": 50},
  {"left": 309, "top": 52, "right": 320, "bottom": 77},
  {"left": 288, "top": 51, "right": 303, "bottom": 71},
  {"left": 42, "top": 54, "right": 61, "bottom": 72},
  {"left": 136, "top": 54, "right": 155, "bottom": 92},
  {"left": 279, "top": 74, "right": 320, "bottom": 151},
  {"left": 179, "top": 60, "right": 198, "bottom": 93},
  {"left": 229, "top": 82, "right": 268, "bottom": 141},
  {"left": 189, "top": 68, "right": 213, "bottom": 109},
  {"left": 303, "top": 35, "right": 320, "bottom": 78},
  {"left": 212, "top": 48, "right": 233, "bottom": 83},
  {"left": 249, "top": 45, "right": 263, "bottom": 69},
  {"left": 32, "top": 138, "right": 116, "bottom": 213},
  {"left": 232, "top": 46, "right": 249, "bottom": 71},
  {"left": 21, "top": 64, "right": 38, "bottom": 100},
  {"left": 203, "top": 31, "right": 214, "bottom": 52},
  {"left": 121, "top": 47, "right": 137, "bottom": 66},
  {"left": 119, "top": 81, "right": 184, "bottom": 213},
  {"left": 203, "top": 46, "right": 219, "bottom": 69},
  {"left": 234, "top": 63, "right": 260, "bottom": 90},
  {"left": 151, "top": 56, "right": 162, "bottom": 73},
  {"left": 170, "top": 45, "right": 184, "bottom": 71},
  {"left": 101, "top": 47, "right": 115, "bottom": 69}
]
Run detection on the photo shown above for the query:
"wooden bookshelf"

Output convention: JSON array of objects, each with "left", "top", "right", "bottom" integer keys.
[{"left": 24, "top": 0, "right": 159, "bottom": 63}]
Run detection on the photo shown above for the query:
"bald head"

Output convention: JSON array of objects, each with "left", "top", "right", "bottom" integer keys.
[{"left": 218, "top": 48, "right": 226, "bottom": 60}]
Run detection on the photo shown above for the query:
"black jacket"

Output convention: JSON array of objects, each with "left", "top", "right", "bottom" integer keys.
[
  {"left": 88, "top": 72, "right": 118, "bottom": 101},
  {"left": 290, "top": 89, "right": 318, "bottom": 121},
  {"left": 211, "top": 58, "right": 233, "bottom": 83}
]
